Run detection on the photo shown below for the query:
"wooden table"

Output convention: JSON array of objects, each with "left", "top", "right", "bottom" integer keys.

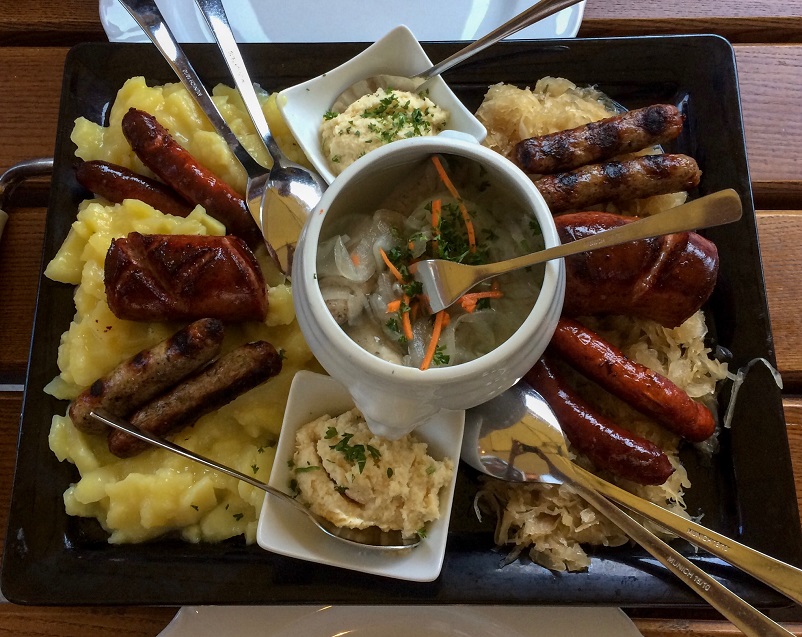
[{"left": 1, "top": 2, "right": 801, "bottom": 635}]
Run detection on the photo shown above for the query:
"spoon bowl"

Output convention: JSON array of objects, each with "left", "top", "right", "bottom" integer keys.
[
  {"left": 465, "top": 382, "right": 802, "bottom": 633},
  {"left": 194, "top": 0, "right": 326, "bottom": 273},
  {"left": 89, "top": 409, "right": 419, "bottom": 550}
]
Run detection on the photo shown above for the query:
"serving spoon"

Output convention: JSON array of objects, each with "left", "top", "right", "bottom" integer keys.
[
  {"left": 412, "top": 188, "right": 743, "bottom": 313},
  {"left": 119, "top": 0, "right": 325, "bottom": 274},
  {"left": 466, "top": 383, "right": 796, "bottom": 636},
  {"left": 331, "top": 0, "right": 586, "bottom": 113},
  {"left": 193, "top": 0, "right": 327, "bottom": 273},
  {"left": 89, "top": 409, "right": 419, "bottom": 550}
]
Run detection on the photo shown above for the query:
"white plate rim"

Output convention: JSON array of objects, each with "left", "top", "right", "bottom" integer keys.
[{"left": 99, "top": 0, "right": 586, "bottom": 43}]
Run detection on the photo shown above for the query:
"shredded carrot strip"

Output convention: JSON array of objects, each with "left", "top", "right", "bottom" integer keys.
[
  {"left": 459, "top": 290, "right": 504, "bottom": 313},
  {"left": 379, "top": 247, "right": 404, "bottom": 283},
  {"left": 401, "top": 294, "right": 413, "bottom": 340},
  {"left": 441, "top": 311, "right": 451, "bottom": 327},
  {"left": 351, "top": 252, "right": 361, "bottom": 266},
  {"left": 431, "top": 198, "right": 442, "bottom": 254},
  {"left": 410, "top": 299, "right": 420, "bottom": 323},
  {"left": 431, "top": 156, "right": 476, "bottom": 252},
  {"left": 386, "top": 299, "right": 401, "bottom": 313},
  {"left": 420, "top": 311, "right": 446, "bottom": 371}
]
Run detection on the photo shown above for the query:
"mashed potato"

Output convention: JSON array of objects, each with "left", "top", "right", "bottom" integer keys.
[
  {"left": 475, "top": 78, "right": 729, "bottom": 571},
  {"left": 47, "top": 77, "right": 318, "bottom": 544},
  {"left": 292, "top": 409, "right": 453, "bottom": 538}
]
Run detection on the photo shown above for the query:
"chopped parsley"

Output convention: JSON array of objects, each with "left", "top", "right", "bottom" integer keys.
[{"left": 329, "top": 432, "right": 381, "bottom": 474}]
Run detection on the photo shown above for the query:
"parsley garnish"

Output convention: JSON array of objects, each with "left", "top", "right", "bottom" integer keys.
[
  {"left": 432, "top": 345, "right": 450, "bottom": 366},
  {"left": 329, "top": 432, "right": 379, "bottom": 473},
  {"left": 232, "top": 513, "right": 244, "bottom": 521},
  {"left": 295, "top": 465, "right": 321, "bottom": 473},
  {"left": 323, "top": 110, "right": 338, "bottom": 120}
]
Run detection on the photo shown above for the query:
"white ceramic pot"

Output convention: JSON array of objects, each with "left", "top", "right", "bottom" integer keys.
[{"left": 292, "top": 134, "right": 565, "bottom": 438}]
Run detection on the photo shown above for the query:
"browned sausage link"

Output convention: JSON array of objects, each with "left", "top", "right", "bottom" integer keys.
[
  {"left": 525, "top": 356, "right": 675, "bottom": 485},
  {"left": 515, "top": 104, "right": 684, "bottom": 174},
  {"left": 105, "top": 232, "right": 268, "bottom": 323},
  {"left": 121, "top": 108, "right": 263, "bottom": 249},
  {"left": 107, "top": 341, "right": 283, "bottom": 458},
  {"left": 68, "top": 318, "right": 224, "bottom": 435},
  {"left": 550, "top": 318, "right": 716, "bottom": 442},
  {"left": 75, "top": 160, "right": 194, "bottom": 218},
  {"left": 535, "top": 154, "right": 701, "bottom": 213},
  {"left": 555, "top": 211, "right": 718, "bottom": 327}
]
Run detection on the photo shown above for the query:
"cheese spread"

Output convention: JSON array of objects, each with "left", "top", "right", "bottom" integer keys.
[{"left": 321, "top": 88, "right": 449, "bottom": 175}]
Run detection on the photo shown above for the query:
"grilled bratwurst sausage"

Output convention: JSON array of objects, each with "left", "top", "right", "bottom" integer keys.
[
  {"left": 121, "top": 108, "right": 263, "bottom": 249},
  {"left": 68, "top": 318, "right": 224, "bottom": 434},
  {"left": 107, "top": 340, "right": 283, "bottom": 458},
  {"left": 105, "top": 232, "right": 268, "bottom": 323},
  {"left": 525, "top": 356, "right": 675, "bottom": 485},
  {"left": 535, "top": 154, "right": 701, "bottom": 213},
  {"left": 550, "top": 318, "right": 716, "bottom": 442},
  {"left": 515, "top": 104, "right": 685, "bottom": 174},
  {"left": 555, "top": 211, "right": 718, "bottom": 327},
  {"left": 75, "top": 160, "right": 194, "bottom": 218}
]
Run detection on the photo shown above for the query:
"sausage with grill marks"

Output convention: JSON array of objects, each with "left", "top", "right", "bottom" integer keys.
[
  {"left": 525, "top": 355, "right": 676, "bottom": 486},
  {"left": 515, "top": 104, "right": 685, "bottom": 174},
  {"left": 68, "top": 318, "right": 224, "bottom": 434},
  {"left": 75, "top": 160, "right": 194, "bottom": 218},
  {"left": 107, "top": 340, "right": 283, "bottom": 458},
  {"left": 121, "top": 108, "right": 263, "bottom": 249},
  {"left": 104, "top": 232, "right": 268, "bottom": 323},
  {"left": 535, "top": 154, "right": 701, "bottom": 213},
  {"left": 550, "top": 318, "right": 716, "bottom": 442},
  {"left": 555, "top": 211, "right": 718, "bottom": 327}
]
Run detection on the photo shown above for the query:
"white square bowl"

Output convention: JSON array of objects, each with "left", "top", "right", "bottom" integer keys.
[
  {"left": 277, "top": 25, "right": 487, "bottom": 184},
  {"left": 257, "top": 370, "right": 465, "bottom": 581}
]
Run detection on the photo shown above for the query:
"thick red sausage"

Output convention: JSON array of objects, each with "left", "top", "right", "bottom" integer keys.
[
  {"left": 75, "top": 160, "right": 194, "bottom": 218},
  {"left": 107, "top": 340, "right": 283, "bottom": 458},
  {"left": 121, "top": 108, "right": 263, "bottom": 249},
  {"left": 555, "top": 211, "right": 718, "bottom": 328},
  {"left": 68, "top": 318, "right": 224, "bottom": 434},
  {"left": 525, "top": 356, "right": 675, "bottom": 486},
  {"left": 550, "top": 318, "right": 716, "bottom": 442},
  {"left": 516, "top": 104, "right": 685, "bottom": 174},
  {"left": 535, "top": 154, "right": 701, "bottom": 212},
  {"left": 104, "top": 232, "right": 267, "bottom": 323}
]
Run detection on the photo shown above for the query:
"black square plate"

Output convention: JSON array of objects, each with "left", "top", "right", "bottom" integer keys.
[{"left": 3, "top": 35, "right": 800, "bottom": 606}]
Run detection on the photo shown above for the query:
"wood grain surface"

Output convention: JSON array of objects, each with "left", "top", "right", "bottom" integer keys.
[{"left": 1, "top": 3, "right": 802, "bottom": 636}]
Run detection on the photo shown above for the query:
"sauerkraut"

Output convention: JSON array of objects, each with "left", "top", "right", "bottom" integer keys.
[{"left": 474, "top": 79, "right": 729, "bottom": 571}]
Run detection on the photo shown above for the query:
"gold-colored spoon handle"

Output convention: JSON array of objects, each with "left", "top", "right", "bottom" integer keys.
[
  {"left": 577, "top": 465, "right": 802, "bottom": 606},
  {"left": 542, "top": 452, "right": 795, "bottom": 637}
]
